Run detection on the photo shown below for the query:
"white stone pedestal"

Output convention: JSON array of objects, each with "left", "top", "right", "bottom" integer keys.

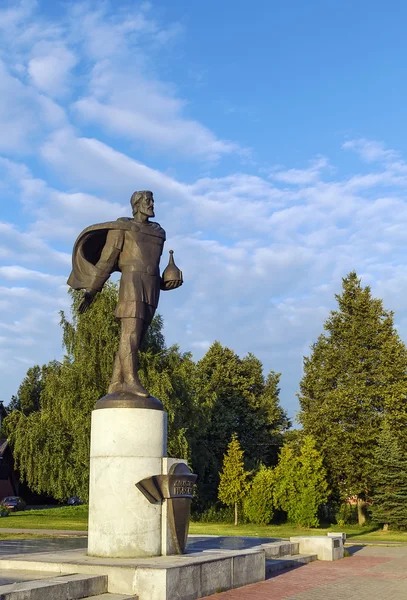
[{"left": 88, "top": 407, "right": 167, "bottom": 558}]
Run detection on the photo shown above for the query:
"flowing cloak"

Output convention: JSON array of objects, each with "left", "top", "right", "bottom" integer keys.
[
  {"left": 67, "top": 220, "right": 133, "bottom": 291},
  {"left": 67, "top": 219, "right": 166, "bottom": 319}
]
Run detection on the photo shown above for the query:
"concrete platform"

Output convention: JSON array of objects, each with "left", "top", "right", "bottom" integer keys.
[
  {"left": 0, "top": 569, "right": 58, "bottom": 585},
  {"left": 0, "top": 573, "right": 107, "bottom": 600},
  {"left": 0, "top": 547, "right": 265, "bottom": 600},
  {"left": 265, "top": 553, "right": 318, "bottom": 577},
  {"left": 0, "top": 536, "right": 336, "bottom": 599}
]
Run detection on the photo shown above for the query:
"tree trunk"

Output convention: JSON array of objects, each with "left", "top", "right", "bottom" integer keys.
[
  {"left": 234, "top": 502, "right": 238, "bottom": 526},
  {"left": 357, "top": 498, "right": 367, "bottom": 525}
]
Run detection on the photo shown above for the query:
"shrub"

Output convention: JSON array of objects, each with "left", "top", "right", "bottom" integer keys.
[
  {"left": 193, "top": 505, "right": 235, "bottom": 523},
  {"left": 243, "top": 465, "right": 275, "bottom": 525},
  {"left": 335, "top": 502, "right": 357, "bottom": 526}
]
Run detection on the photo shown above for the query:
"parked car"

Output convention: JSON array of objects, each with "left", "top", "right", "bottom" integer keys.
[
  {"left": 67, "top": 496, "right": 82, "bottom": 506},
  {"left": 1, "top": 496, "right": 26, "bottom": 512}
]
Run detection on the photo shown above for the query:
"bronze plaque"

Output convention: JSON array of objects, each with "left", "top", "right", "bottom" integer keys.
[{"left": 135, "top": 462, "right": 197, "bottom": 554}]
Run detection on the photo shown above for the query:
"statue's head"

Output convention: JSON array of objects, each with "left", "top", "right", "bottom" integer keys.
[{"left": 130, "top": 190, "right": 155, "bottom": 219}]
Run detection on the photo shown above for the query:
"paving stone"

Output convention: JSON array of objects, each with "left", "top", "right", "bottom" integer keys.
[{"left": 201, "top": 545, "right": 407, "bottom": 599}]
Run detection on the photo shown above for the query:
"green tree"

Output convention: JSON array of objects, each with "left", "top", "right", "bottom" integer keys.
[
  {"left": 192, "top": 342, "right": 290, "bottom": 508},
  {"left": 298, "top": 272, "right": 407, "bottom": 524},
  {"left": 4, "top": 284, "right": 195, "bottom": 500},
  {"left": 243, "top": 465, "right": 275, "bottom": 525},
  {"left": 139, "top": 342, "right": 196, "bottom": 460},
  {"left": 370, "top": 422, "right": 407, "bottom": 530},
  {"left": 218, "top": 434, "right": 250, "bottom": 525},
  {"left": 8, "top": 365, "right": 47, "bottom": 415},
  {"left": 273, "top": 435, "right": 328, "bottom": 527}
]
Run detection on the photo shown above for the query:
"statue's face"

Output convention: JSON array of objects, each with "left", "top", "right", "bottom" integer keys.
[{"left": 134, "top": 193, "right": 155, "bottom": 218}]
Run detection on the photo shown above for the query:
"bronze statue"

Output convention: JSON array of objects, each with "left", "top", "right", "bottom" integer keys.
[{"left": 67, "top": 190, "right": 183, "bottom": 409}]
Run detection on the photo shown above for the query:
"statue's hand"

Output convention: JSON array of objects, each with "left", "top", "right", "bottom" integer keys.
[
  {"left": 78, "top": 289, "right": 97, "bottom": 314},
  {"left": 161, "top": 279, "right": 183, "bottom": 291}
]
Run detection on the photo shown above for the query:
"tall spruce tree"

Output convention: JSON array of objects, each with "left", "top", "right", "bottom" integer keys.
[
  {"left": 298, "top": 272, "right": 407, "bottom": 524},
  {"left": 370, "top": 422, "right": 407, "bottom": 530},
  {"left": 218, "top": 434, "right": 250, "bottom": 526}
]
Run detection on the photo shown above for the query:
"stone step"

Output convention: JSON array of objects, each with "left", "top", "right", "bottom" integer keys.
[
  {"left": 0, "top": 573, "right": 107, "bottom": 599},
  {"left": 84, "top": 595, "right": 138, "bottom": 599},
  {"left": 259, "top": 541, "right": 300, "bottom": 558},
  {"left": 266, "top": 553, "right": 318, "bottom": 577}
]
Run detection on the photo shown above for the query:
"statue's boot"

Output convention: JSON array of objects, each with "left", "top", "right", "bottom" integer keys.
[
  {"left": 107, "top": 354, "right": 123, "bottom": 394},
  {"left": 108, "top": 380, "right": 122, "bottom": 394},
  {"left": 119, "top": 348, "right": 150, "bottom": 397},
  {"left": 123, "top": 379, "right": 150, "bottom": 397}
]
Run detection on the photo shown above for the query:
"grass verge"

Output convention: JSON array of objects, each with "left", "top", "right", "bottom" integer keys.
[
  {"left": 0, "top": 505, "right": 88, "bottom": 530},
  {"left": 189, "top": 522, "right": 407, "bottom": 543},
  {"left": 1, "top": 506, "right": 407, "bottom": 543}
]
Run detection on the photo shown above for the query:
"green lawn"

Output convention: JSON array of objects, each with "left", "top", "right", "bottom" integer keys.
[
  {"left": 189, "top": 522, "right": 407, "bottom": 543},
  {"left": 0, "top": 505, "right": 88, "bottom": 530},
  {"left": 1, "top": 506, "right": 407, "bottom": 543}
]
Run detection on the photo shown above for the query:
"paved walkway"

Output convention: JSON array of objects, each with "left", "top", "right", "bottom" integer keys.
[
  {"left": 202, "top": 545, "right": 407, "bottom": 599},
  {"left": 0, "top": 536, "right": 87, "bottom": 556}
]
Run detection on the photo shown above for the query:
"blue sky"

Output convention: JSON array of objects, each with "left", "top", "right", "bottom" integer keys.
[{"left": 1, "top": 0, "right": 407, "bottom": 420}]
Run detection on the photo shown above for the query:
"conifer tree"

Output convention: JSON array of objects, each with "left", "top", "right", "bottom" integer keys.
[
  {"left": 243, "top": 465, "right": 275, "bottom": 525},
  {"left": 218, "top": 434, "right": 250, "bottom": 525},
  {"left": 298, "top": 272, "right": 407, "bottom": 524},
  {"left": 273, "top": 435, "right": 328, "bottom": 527},
  {"left": 192, "top": 342, "right": 290, "bottom": 508},
  {"left": 370, "top": 422, "right": 407, "bottom": 530}
]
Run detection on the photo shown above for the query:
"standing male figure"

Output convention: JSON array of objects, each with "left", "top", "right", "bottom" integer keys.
[{"left": 68, "top": 190, "right": 183, "bottom": 408}]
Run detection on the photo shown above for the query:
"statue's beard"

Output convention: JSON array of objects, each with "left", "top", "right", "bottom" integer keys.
[{"left": 132, "top": 209, "right": 155, "bottom": 218}]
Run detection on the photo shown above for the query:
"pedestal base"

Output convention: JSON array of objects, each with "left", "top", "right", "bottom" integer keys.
[
  {"left": 95, "top": 392, "right": 163, "bottom": 410},
  {"left": 0, "top": 547, "right": 266, "bottom": 599},
  {"left": 88, "top": 407, "right": 167, "bottom": 558}
]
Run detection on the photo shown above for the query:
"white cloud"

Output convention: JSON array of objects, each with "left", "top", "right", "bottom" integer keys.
[
  {"left": 65, "top": 3, "right": 238, "bottom": 160},
  {"left": 28, "top": 42, "right": 77, "bottom": 97},
  {"left": 0, "top": 60, "right": 66, "bottom": 154},
  {"left": 40, "top": 127, "right": 187, "bottom": 201},
  {"left": 0, "top": 1, "right": 236, "bottom": 162},
  {"left": 271, "top": 156, "right": 330, "bottom": 185},
  {"left": 343, "top": 138, "right": 399, "bottom": 163},
  {"left": 0, "top": 266, "right": 65, "bottom": 284},
  {"left": 5, "top": 129, "right": 407, "bottom": 421},
  {"left": 73, "top": 96, "right": 237, "bottom": 160}
]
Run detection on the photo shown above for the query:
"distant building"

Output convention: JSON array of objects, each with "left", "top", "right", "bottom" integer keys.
[{"left": 0, "top": 402, "right": 18, "bottom": 498}]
